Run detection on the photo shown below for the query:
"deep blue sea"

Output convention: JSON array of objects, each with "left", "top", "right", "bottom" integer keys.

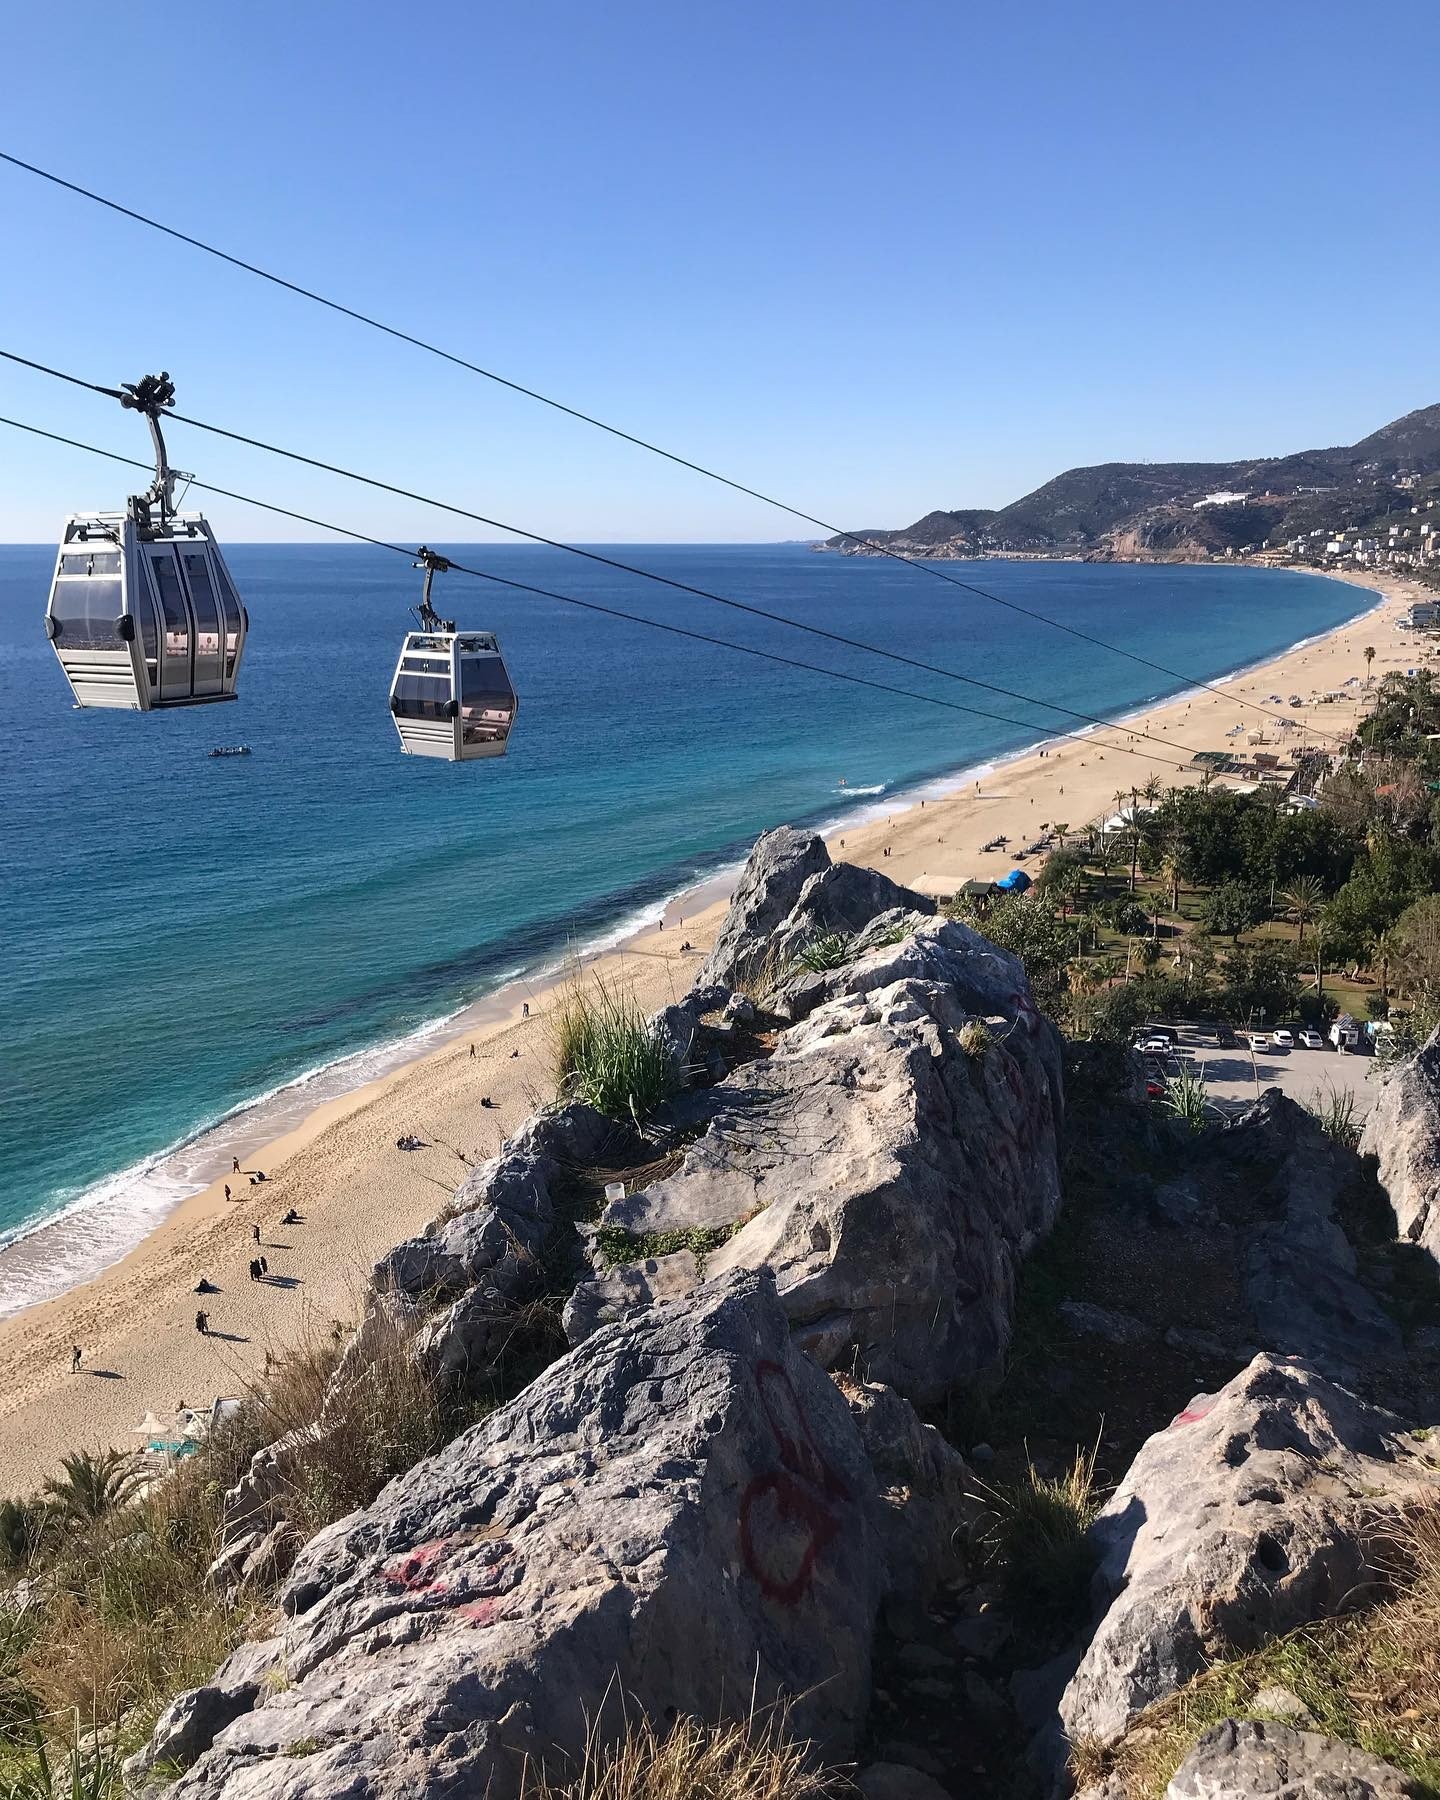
[{"left": 0, "top": 544, "right": 1375, "bottom": 1308}]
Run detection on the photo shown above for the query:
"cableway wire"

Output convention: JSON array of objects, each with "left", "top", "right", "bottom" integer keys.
[
  {"left": 1, "top": 347, "right": 1256, "bottom": 763},
  {"left": 0, "top": 410, "right": 1205, "bottom": 775},
  {"left": 0, "top": 148, "right": 1346, "bottom": 745}
]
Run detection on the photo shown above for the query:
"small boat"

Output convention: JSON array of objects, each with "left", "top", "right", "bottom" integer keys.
[{"left": 208, "top": 745, "right": 251, "bottom": 758}]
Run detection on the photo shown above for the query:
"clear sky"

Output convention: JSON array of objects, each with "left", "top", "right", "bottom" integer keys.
[{"left": 2, "top": 0, "right": 1438, "bottom": 543}]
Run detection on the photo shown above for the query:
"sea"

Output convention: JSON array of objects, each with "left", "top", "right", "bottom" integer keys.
[{"left": 0, "top": 545, "right": 1377, "bottom": 1314}]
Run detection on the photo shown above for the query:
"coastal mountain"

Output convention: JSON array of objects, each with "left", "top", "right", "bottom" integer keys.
[{"left": 823, "top": 402, "right": 1440, "bottom": 560}]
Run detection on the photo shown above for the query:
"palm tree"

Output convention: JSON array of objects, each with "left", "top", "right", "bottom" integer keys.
[
  {"left": 1161, "top": 841, "right": 1184, "bottom": 915},
  {"left": 44, "top": 1448, "right": 144, "bottom": 1522},
  {"left": 1281, "top": 875, "right": 1326, "bottom": 945},
  {"left": 1364, "top": 644, "right": 1376, "bottom": 687},
  {"left": 1093, "top": 833, "right": 1120, "bottom": 899},
  {"left": 1053, "top": 821, "right": 1070, "bottom": 851},
  {"left": 1141, "top": 774, "right": 1164, "bottom": 808}
]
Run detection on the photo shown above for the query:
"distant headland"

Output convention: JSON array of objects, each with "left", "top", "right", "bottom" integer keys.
[{"left": 818, "top": 402, "right": 1440, "bottom": 581}]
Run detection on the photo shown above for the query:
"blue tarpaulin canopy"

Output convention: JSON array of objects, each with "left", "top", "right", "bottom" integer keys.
[{"left": 996, "top": 869, "right": 1032, "bottom": 893}]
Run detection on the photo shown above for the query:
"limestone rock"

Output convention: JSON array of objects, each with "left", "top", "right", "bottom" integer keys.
[
  {"left": 125, "top": 1636, "right": 282, "bottom": 1786},
  {"left": 1361, "top": 1029, "right": 1440, "bottom": 1274},
  {"left": 579, "top": 957, "right": 1062, "bottom": 1403},
  {"left": 375, "top": 1101, "right": 616, "bottom": 1305},
  {"left": 152, "top": 1273, "right": 882, "bottom": 1799},
  {"left": 1060, "top": 1301, "right": 1155, "bottom": 1346},
  {"left": 699, "top": 825, "right": 831, "bottom": 990},
  {"left": 856, "top": 1764, "right": 956, "bottom": 1800},
  {"left": 560, "top": 1248, "right": 700, "bottom": 1341},
  {"left": 1165, "top": 1719, "right": 1414, "bottom": 1800},
  {"left": 764, "top": 863, "right": 936, "bottom": 975},
  {"left": 1059, "top": 1355, "right": 1437, "bottom": 1747},
  {"left": 840, "top": 1376, "right": 978, "bottom": 1622},
  {"left": 1234, "top": 1091, "right": 1400, "bottom": 1379}
]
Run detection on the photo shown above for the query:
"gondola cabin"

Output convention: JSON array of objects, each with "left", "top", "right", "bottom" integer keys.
[
  {"left": 389, "top": 629, "right": 518, "bottom": 760},
  {"left": 45, "top": 512, "right": 247, "bottom": 710}
]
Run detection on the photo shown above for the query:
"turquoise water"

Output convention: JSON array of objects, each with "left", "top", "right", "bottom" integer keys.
[{"left": 0, "top": 545, "right": 1374, "bottom": 1305}]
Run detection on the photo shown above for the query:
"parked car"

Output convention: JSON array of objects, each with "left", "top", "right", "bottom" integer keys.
[
  {"left": 1135, "top": 1035, "right": 1172, "bottom": 1056},
  {"left": 1245, "top": 1033, "right": 1269, "bottom": 1052},
  {"left": 1145, "top": 1077, "right": 1165, "bottom": 1100},
  {"left": 1298, "top": 1028, "right": 1325, "bottom": 1050},
  {"left": 1271, "top": 1029, "right": 1294, "bottom": 1049}
]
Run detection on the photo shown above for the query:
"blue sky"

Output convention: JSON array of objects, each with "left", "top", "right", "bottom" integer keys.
[{"left": 2, "top": 0, "right": 1437, "bottom": 542}]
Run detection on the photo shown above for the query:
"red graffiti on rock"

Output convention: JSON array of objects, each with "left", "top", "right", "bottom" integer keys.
[
  {"left": 382, "top": 1538, "right": 452, "bottom": 1599},
  {"left": 739, "top": 1359, "right": 851, "bottom": 1607}
]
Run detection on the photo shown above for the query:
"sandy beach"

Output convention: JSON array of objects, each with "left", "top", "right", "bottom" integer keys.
[{"left": 0, "top": 565, "right": 1429, "bottom": 1494}]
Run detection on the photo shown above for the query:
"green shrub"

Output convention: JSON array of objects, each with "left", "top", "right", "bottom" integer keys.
[{"left": 1307, "top": 1085, "right": 1359, "bottom": 1148}]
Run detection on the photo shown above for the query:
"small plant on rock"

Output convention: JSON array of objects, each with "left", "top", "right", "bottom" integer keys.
[
  {"left": 794, "top": 931, "right": 854, "bottom": 974},
  {"left": 958, "top": 1020, "right": 994, "bottom": 1060}
]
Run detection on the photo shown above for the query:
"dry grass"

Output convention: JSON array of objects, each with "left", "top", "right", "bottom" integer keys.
[
  {"left": 520, "top": 1708, "right": 850, "bottom": 1800},
  {"left": 1072, "top": 1500, "right": 1440, "bottom": 1799},
  {"left": 0, "top": 1310, "right": 455, "bottom": 1783},
  {"left": 243, "top": 1311, "right": 447, "bottom": 1537}
]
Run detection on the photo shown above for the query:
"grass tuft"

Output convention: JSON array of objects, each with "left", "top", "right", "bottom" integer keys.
[
  {"left": 552, "top": 977, "right": 676, "bottom": 1126},
  {"left": 958, "top": 1020, "right": 994, "bottom": 1060},
  {"left": 975, "top": 1441, "right": 1102, "bottom": 1626},
  {"left": 1306, "top": 1084, "right": 1361, "bottom": 1149},
  {"left": 519, "top": 1706, "right": 845, "bottom": 1800}
]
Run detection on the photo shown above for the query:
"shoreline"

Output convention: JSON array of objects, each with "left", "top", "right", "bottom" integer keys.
[
  {"left": 0, "top": 565, "right": 1390, "bottom": 1315},
  {"left": 0, "top": 562, "right": 1423, "bottom": 1491}
]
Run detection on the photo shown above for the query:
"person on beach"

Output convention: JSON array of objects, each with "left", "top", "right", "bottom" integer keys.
[
  {"left": 251, "top": 1223, "right": 261, "bottom": 1244},
  {"left": 282, "top": 1207, "right": 300, "bottom": 1225},
  {"left": 469, "top": 1043, "right": 476, "bottom": 1059},
  {"left": 232, "top": 1157, "right": 240, "bottom": 1174},
  {"left": 195, "top": 1310, "right": 209, "bottom": 1336},
  {"left": 522, "top": 1002, "right": 530, "bottom": 1018},
  {"left": 70, "top": 1345, "right": 82, "bottom": 1375},
  {"left": 259, "top": 1256, "right": 268, "bottom": 1276},
  {"left": 248, "top": 1259, "right": 259, "bottom": 1282},
  {"left": 223, "top": 1184, "right": 232, "bottom": 1203}
]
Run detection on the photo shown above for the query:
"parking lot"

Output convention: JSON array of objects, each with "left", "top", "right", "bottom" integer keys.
[{"left": 1136, "top": 1025, "right": 1380, "bottom": 1123}]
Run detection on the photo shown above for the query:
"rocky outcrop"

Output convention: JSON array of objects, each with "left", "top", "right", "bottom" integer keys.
[
  {"left": 1165, "top": 1719, "right": 1414, "bottom": 1800},
  {"left": 699, "top": 825, "right": 830, "bottom": 990},
  {"left": 573, "top": 930, "right": 1063, "bottom": 1403},
  {"left": 152, "top": 1273, "right": 883, "bottom": 1799},
  {"left": 841, "top": 1376, "right": 978, "bottom": 1629},
  {"left": 1361, "top": 1030, "right": 1440, "bottom": 1273},
  {"left": 763, "top": 861, "right": 936, "bottom": 976},
  {"left": 1059, "top": 1355, "right": 1437, "bottom": 1749},
  {"left": 1232, "top": 1091, "right": 1401, "bottom": 1380}
]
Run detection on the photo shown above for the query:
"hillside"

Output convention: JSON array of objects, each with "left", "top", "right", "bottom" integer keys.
[{"left": 823, "top": 402, "right": 1440, "bottom": 560}]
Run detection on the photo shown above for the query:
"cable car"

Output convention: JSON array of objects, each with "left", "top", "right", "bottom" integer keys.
[
  {"left": 388, "top": 550, "right": 518, "bottom": 760},
  {"left": 45, "top": 374, "right": 247, "bottom": 710}
]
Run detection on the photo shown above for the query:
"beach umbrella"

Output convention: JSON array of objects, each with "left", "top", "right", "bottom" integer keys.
[{"left": 132, "top": 1411, "right": 165, "bottom": 1437}]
